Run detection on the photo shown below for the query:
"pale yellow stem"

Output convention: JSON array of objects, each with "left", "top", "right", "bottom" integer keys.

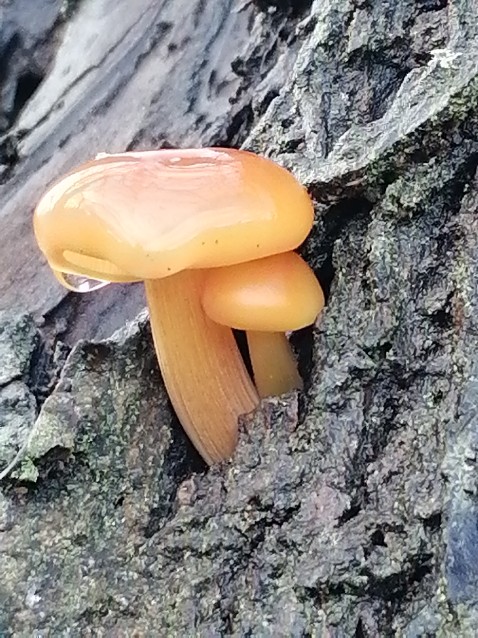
[
  {"left": 144, "top": 271, "right": 259, "bottom": 464},
  {"left": 246, "top": 331, "right": 303, "bottom": 398}
]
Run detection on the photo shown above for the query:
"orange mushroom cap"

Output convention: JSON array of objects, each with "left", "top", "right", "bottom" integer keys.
[
  {"left": 34, "top": 148, "right": 314, "bottom": 282},
  {"left": 202, "top": 252, "right": 325, "bottom": 398},
  {"left": 202, "top": 252, "right": 324, "bottom": 332}
]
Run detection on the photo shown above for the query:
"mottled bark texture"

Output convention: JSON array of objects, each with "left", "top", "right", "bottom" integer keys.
[{"left": 1, "top": 0, "right": 478, "bottom": 635}]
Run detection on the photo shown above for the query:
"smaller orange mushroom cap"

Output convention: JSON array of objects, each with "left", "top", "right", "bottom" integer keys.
[
  {"left": 202, "top": 252, "right": 325, "bottom": 332},
  {"left": 34, "top": 148, "right": 314, "bottom": 282}
]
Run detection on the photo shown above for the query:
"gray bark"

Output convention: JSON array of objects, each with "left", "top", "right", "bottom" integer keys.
[{"left": 1, "top": 0, "right": 478, "bottom": 635}]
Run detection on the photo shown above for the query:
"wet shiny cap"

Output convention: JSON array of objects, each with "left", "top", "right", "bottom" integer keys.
[{"left": 33, "top": 148, "right": 314, "bottom": 286}]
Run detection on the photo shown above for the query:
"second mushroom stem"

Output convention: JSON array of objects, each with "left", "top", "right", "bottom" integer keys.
[
  {"left": 246, "top": 331, "right": 303, "bottom": 398},
  {"left": 144, "top": 271, "right": 259, "bottom": 465}
]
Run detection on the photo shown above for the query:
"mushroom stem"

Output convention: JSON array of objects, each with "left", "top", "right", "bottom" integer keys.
[
  {"left": 246, "top": 331, "right": 303, "bottom": 398},
  {"left": 144, "top": 271, "right": 259, "bottom": 464}
]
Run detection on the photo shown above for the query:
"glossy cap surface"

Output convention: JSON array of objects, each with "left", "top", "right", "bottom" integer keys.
[{"left": 34, "top": 148, "right": 314, "bottom": 282}]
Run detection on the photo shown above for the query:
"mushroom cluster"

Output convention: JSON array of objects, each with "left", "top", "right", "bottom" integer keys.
[{"left": 34, "top": 148, "right": 324, "bottom": 464}]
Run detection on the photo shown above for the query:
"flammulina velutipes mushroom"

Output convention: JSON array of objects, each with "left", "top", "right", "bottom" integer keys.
[{"left": 33, "top": 148, "right": 324, "bottom": 464}]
